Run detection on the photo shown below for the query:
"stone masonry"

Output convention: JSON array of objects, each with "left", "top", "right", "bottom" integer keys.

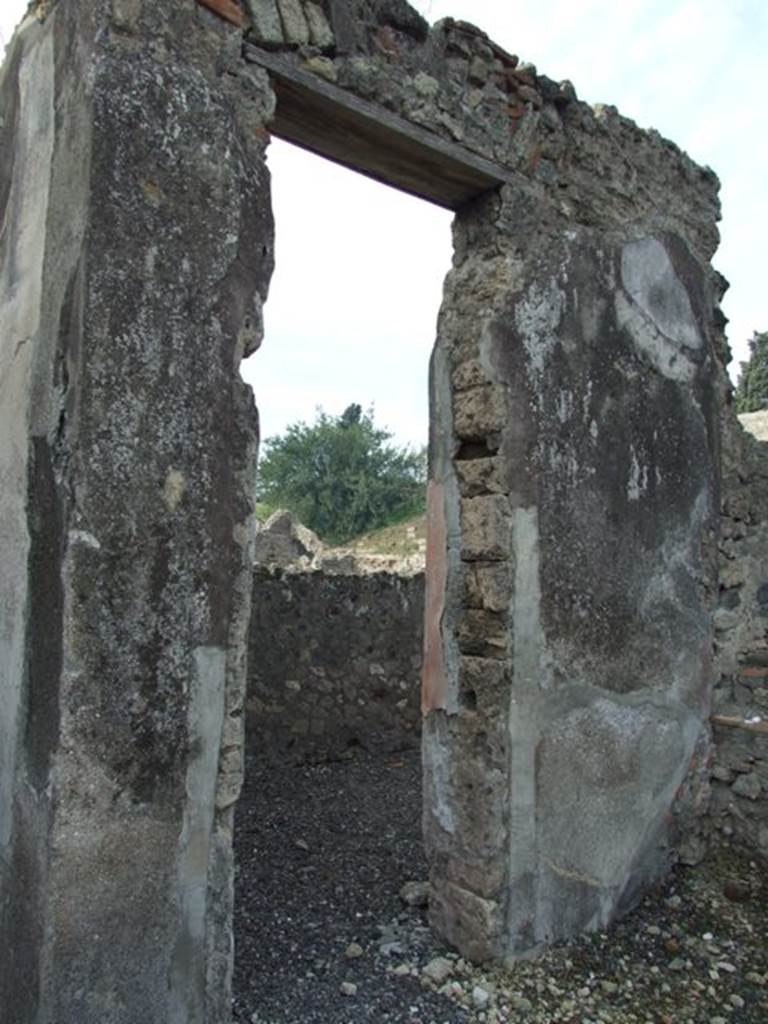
[
  {"left": 0, "top": 1, "right": 749, "bottom": 1021},
  {"left": 247, "top": 513, "right": 424, "bottom": 762},
  {"left": 708, "top": 414, "right": 768, "bottom": 858}
]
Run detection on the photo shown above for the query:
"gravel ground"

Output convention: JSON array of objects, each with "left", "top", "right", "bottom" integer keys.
[{"left": 233, "top": 747, "right": 767, "bottom": 1024}]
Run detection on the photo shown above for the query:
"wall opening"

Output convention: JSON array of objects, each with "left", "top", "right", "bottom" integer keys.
[{"left": 232, "top": 138, "right": 457, "bottom": 1022}]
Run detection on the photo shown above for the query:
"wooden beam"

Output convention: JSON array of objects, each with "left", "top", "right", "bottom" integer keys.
[
  {"left": 711, "top": 714, "right": 768, "bottom": 737},
  {"left": 197, "top": 0, "right": 247, "bottom": 28},
  {"left": 243, "top": 45, "right": 515, "bottom": 210}
]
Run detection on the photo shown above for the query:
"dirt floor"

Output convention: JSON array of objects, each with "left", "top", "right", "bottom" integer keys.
[{"left": 233, "top": 747, "right": 767, "bottom": 1024}]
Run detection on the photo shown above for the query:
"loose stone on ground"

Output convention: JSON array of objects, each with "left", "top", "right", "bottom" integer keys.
[{"left": 233, "top": 748, "right": 767, "bottom": 1023}]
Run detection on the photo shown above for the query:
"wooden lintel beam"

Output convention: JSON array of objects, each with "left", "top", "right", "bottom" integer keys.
[
  {"left": 711, "top": 714, "right": 768, "bottom": 736},
  {"left": 197, "top": 0, "right": 247, "bottom": 28},
  {"left": 243, "top": 44, "right": 515, "bottom": 210}
]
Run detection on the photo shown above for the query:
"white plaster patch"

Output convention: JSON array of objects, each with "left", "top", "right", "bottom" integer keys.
[
  {"left": 617, "top": 238, "right": 701, "bottom": 382},
  {"left": 514, "top": 279, "right": 565, "bottom": 378},
  {"left": 163, "top": 468, "right": 186, "bottom": 513},
  {"left": 556, "top": 389, "right": 573, "bottom": 424},
  {"left": 512, "top": 507, "right": 548, "bottom": 690},
  {"left": 144, "top": 245, "right": 158, "bottom": 278},
  {"left": 68, "top": 529, "right": 102, "bottom": 551},
  {"left": 547, "top": 447, "right": 582, "bottom": 488},
  {"left": 423, "top": 728, "right": 456, "bottom": 835},
  {"left": 0, "top": 28, "right": 56, "bottom": 853},
  {"left": 627, "top": 446, "right": 648, "bottom": 501}
]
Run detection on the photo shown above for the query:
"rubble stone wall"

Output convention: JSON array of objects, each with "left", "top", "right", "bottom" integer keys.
[
  {"left": 0, "top": 0, "right": 741, "bottom": 1018},
  {"left": 709, "top": 415, "right": 768, "bottom": 858},
  {"left": 247, "top": 565, "right": 423, "bottom": 761}
]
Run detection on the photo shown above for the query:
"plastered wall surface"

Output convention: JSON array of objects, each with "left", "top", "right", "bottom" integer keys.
[
  {"left": 0, "top": 0, "right": 739, "bottom": 1020},
  {"left": 1, "top": 2, "right": 272, "bottom": 1020}
]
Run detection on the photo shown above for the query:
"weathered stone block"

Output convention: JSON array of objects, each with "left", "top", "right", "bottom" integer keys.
[
  {"left": 244, "top": 0, "right": 285, "bottom": 46},
  {"left": 429, "top": 881, "right": 504, "bottom": 963},
  {"left": 732, "top": 772, "right": 762, "bottom": 800},
  {"left": 460, "top": 495, "right": 512, "bottom": 562},
  {"left": 302, "top": 55, "right": 338, "bottom": 81},
  {"left": 304, "top": 1, "right": 335, "bottom": 50},
  {"left": 453, "top": 384, "right": 507, "bottom": 440},
  {"left": 464, "top": 561, "right": 513, "bottom": 612},
  {"left": 276, "top": 0, "right": 310, "bottom": 44},
  {"left": 452, "top": 359, "right": 491, "bottom": 392},
  {"left": 456, "top": 609, "right": 507, "bottom": 658},
  {"left": 459, "top": 656, "right": 507, "bottom": 713},
  {"left": 455, "top": 456, "right": 506, "bottom": 497}
]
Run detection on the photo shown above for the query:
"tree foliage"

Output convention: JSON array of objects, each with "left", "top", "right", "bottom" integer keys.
[
  {"left": 735, "top": 331, "right": 768, "bottom": 413},
  {"left": 257, "top": 405, "right": 426, "bottom": 544}
]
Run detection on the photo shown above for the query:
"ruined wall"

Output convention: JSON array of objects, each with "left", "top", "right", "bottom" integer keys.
[
  {"left": 247, "top": 565, "right": 423, "bottom": 761},
  {"left": 709, "top": 415, "right": 768, "bottom": 858},
  {"left": 247, "top": 512, "right": 423, "bottom": 762},
  {"left": 242, "top": 1, "right": 717, "bottom": 256},
  {"left": 425, "top": 199, "right": 723, "bottom": 961},
  {"left": 0, "top": 2, "right": 275, "bottom": 1020},
  {"left": 240, "top": 0, "right": 722, "bottom": 962},
  {"left": 0, "top": 0, "right": 734, "bottom": 1017}
]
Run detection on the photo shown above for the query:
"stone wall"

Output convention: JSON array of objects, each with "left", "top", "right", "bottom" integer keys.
[
  {"left": 243, "top": 1, "right": 720, "bottom": 258},
  {"left": 0, "top": 3, "right": 273, "bottom": 1020},
  {"left": 0, "top": 0, "right": 739, "bottom": 1017},
  {"left": 238, "top": 0, "right": 726, "bottom": 960},
  {"left": 709, "top": 413, "right": 768, "bottom": 858},
  {"left": 247, "top": 511, "right": 424, "bottom": 762},
  {"left": 247, "top": 565, "right": 423, "bottom": 761}
]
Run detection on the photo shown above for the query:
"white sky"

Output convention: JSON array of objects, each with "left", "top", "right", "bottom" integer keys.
[{"left": 2, "top": 1, "right": 766, "bottom": 448}]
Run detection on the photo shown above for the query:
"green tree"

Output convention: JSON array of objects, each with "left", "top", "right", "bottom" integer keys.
[
  {"left": 735, "top": 330, "right": 768, "bottom": 413},
  {"left": 257, "top": 405, "right": 426, "bottom": 544}
]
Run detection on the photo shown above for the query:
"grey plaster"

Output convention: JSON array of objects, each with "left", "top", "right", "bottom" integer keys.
[
  {"left": 617, "top": 237, "right": 703, "bottom": 381},
  {"left": 170, "top": 647, "right": 227, "bottom": 1024},
  {"left": 535, "top": 692, "right": 700, "bottom": 941},
  {"left": 0, "top": 22, "right": 56, "bottom": 854}
]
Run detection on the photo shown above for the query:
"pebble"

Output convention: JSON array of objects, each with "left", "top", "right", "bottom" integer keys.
[
  {"left": 717, "top": 961, "right": 737, "bottom": 973},
  {"left": 723, "top": 877, "right": 752, "bottom": 901},
  {"left": 472, "top": 984, "right": 492, "bottom": 1009},
  {"left": 422, "top": 956, "right": 453, "bottom": 985},
  {"left": 509, "top": 993, "right": 533, "bottom": 1012},
  {"left": 379, "top": 941, "right": 405, "bottom": 956},
  {"left": 344, "top": 942, "right": 364, "bottom": 959},
  {"left": 400, "top": 880, "right": 430, "bottom": 908},
  {"left": 729, "top": 994, "right": 745, "bottom": 1009},
  {"left": 339, "top": 981, "right": 357, "bottom": 996}
]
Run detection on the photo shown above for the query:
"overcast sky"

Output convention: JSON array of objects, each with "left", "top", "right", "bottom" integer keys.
[{"left": 2, "top": 1, "right": 766, "bottom": 448}]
